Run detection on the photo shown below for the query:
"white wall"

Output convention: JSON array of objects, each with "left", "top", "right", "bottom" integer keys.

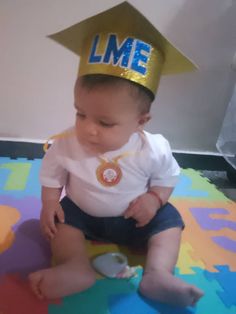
[{"left": 1, "top": 0, "right": 236, "bottom": 153}]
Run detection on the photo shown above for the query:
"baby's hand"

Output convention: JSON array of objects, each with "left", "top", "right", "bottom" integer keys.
[
  {"left": 124, "top": 193, "right": 160, "bottom": 227},
  {"left": 40, "top": 201, "right": 65, "bottom": 240}
]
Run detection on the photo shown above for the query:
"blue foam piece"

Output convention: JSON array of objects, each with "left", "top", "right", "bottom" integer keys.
[
  {"left": 204, "top": 265, "right": 236, "bottom": 307},
  {"left": 176, "top": 267, "right": 236, "bottom": 314},
  {"left": 173, "top": 174, "right": 208, "bottom": 198}
]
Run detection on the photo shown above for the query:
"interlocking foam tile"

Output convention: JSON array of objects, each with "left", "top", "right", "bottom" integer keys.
[
  {"left": 0, "top": 205, "right": 20, "bottom": 253},
  {"left": 204, "top": 265, "right": 236, "bottom": 308},
  {"left": 109, "top": 293, "right": 196, "bottom": 314},
  {"left": 0, "top": 161, "right": 31, "bottom": 190},
  {"left": 190, "top": 206, "right": 236, "bottom": 254},
  {"left": 0, "top": 195, "right": 41, "bottom": 227},
  {"left": 212, "top": 235, "right": 236, "bottom": 253},
  {"left": 109, "top": 293, "right": 195, "bottom": 314},
  {"left": 0, "top": 196, "right": 50, "bottom": 277},
  {"left": 48, "top": 274, "right": 136, "bottom": 314},
  {"left": 176, "top": 267, "right": 236, "bottom": 314},
  {"left": 108, "top": 268, "right": 195, "bottom": 314},
  {"left": 0, "top": 157, "right": 41, "bottom": 197},
  {"left": 174, "top": 200, "right": 236, "bottom": 272},
  {"left": 0, "top": 217, "right": 51, "bottom": 277},
  {"left": 190, "top": 207, "right": 236, "bottom": 232},
  {"left": 49, "top": 268, "right": 195, "bottom": 314},
  {"left": 176, "top": 242, "right": 205, "bottom": 274},
  {"left": 1, "top": 158, "right": 236, "bottom": 313},
  {"left": 172, "top": 169, "right": 229, "bottom": 201},
  {"left": 0, "top": 274, "right": 60, "bottom": 314},
  {"left": 190, "top": 204, "right": 236, "bottom": 263}
]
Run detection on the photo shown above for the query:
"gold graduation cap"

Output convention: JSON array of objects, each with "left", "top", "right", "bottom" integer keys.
[{"left": 49, "top": 1, "right": 197, "bottom": 97}]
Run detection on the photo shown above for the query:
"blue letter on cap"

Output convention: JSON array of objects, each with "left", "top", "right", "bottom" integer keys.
[
  {"left": 131, "top": 40, "right": 151, "bottom": 75},
  {"left": 89, "top": 35, "right": 102, "bottom": 63},
  {"left": 103, "top": 34, "right": 133, "bottom": 67}
]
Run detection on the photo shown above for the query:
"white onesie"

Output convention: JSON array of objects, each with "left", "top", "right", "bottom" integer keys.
[{"left": 40, "top": 128, "right": 180, "bottom": 217}]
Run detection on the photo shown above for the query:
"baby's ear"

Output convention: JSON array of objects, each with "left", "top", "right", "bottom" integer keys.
[{"left": 138, "top": 113, "right": 151, "bottom": 128}]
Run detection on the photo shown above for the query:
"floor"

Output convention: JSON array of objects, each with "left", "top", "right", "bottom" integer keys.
[{"left": 201, "top": 170, "right": 236, "bottom": 201}]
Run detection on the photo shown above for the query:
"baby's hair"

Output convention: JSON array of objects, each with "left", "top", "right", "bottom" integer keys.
[{"left": 75, "top": 74, "right": 154, "bottom": 114}]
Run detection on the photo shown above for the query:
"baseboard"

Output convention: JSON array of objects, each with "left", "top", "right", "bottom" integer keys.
[
  {"left": 0, "top": 140, "right": 233, "bottom": 171},
  {"left": 0, "top": 141, "right": 44, "bottom": 160},
  {"left": 173, "top": 152, "right": 231, "bottom": 171}
]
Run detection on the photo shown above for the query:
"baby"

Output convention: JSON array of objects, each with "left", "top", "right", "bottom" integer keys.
[
  {"left": 29, "top": 74, "right": 203, "bottom": 306},
  {"left": 29, "top": 2, "right": 204, "bottom": 307}
]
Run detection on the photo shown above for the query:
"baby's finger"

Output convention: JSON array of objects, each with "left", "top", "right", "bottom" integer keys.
[
  {"left": 28, "top": 273, "right": 45, "bottom": 300},
  {"left": 133, "top": 211, "right": 149, "bottom": 226},
  {"left": 136, "top": 220, "right": 149, "bottom": 228},
  {"left": 48, "top": 215, "right": 58, "bottom": 233},
  {"left": 43, "top": 218, "right": 57, "bottom": 236},
  {"left": 46, "top": 225, "right": 57, "bottom": 238},
  {"left": 124, "top": 206, "right": 135, "bottom": 219},
  {"left": 43, "top": 226, "right": 55, "bottom": 239},
  {"left": 129, "top": 197, "right": 139, "bottom": 207},
  {"left": 56, "top": 208, "right": 65, "bottom": 224},
  {"left": 124, "top": 200, "right": 139, "bottom": 219}
]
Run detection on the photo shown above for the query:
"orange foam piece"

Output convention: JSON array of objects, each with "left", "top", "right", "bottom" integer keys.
[
  {"left": 0, "top": 205, "right": 20, "bottom": 253},
  {"left": 174, "top": 200, "right": 236, "bottom": 271}
]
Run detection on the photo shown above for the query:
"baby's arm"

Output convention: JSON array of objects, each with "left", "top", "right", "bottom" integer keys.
[
  {"left": 124, "top": 186, "right": 174, "bottom": 228},
  {"left": 40, "top": 186, "right": 65, "bottom": 239},
  {"left": 148, "top": 186, "right": 174, "bottom": 207}
]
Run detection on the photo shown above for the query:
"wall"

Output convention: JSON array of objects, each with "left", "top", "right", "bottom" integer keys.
[{"left": 1, "top": 0, "right": 236, "bottom": 153}]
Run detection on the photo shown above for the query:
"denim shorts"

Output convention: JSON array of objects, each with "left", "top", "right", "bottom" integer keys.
[{"left": 59, "top": 196, "right": 185, "bottom": 248}]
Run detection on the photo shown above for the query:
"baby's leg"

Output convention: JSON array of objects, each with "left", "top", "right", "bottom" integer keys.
[
  {"left": 139, "top": 227, "right": 204, "bottom": 307},
  {"left": 29, "top": 223, "right": 96, "bottom": 299}
]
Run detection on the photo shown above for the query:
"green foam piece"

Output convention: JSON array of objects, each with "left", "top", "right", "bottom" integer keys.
[
  {"left": 0, "top": 162, "right": 31, "bottom": 190},
  {"left": 48, "top": 273, "right": 139, "bottom": 314}
]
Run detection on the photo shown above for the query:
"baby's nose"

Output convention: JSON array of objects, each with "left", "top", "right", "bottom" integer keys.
[{"left": 85, "top": 121, "right": 98, "bottom": 136}]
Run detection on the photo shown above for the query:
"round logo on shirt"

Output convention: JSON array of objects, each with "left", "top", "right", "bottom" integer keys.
[{"left": 96, "top": 162, "right": 122, "bottom": 187}]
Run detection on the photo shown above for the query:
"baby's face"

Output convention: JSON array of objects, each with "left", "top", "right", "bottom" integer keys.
[{"left": 74, "top": 82, "right": 148, "bottom": 154}]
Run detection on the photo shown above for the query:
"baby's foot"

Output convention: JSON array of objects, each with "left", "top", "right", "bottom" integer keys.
[
  {"left": 29, "top": 271, "right": 44, "bottom": 299},
  {"left": 181, "top": 284, "right": 204, "bottom": 306},
  {"left": 29, "top": 264, "right": 95, "bottom": 299},
  {"left": 140, "top": 269, "right": 204, "bottom": 307}
]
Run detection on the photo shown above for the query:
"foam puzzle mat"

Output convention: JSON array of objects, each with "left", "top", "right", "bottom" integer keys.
[{"left": 0, "top": 157, "right": 236, "bottom": 313}]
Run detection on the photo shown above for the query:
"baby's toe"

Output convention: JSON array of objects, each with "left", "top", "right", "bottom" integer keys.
[{"left": 28, "top": 271, "right": 45, "bottom": 299}]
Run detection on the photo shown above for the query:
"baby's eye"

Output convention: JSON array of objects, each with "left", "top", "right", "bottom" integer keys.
[
  {"left": 99, "top": 121, "right": 116, "bottom": 128},
  {"left": 76, "top": 112, "right": 86, "bottom": 119}
]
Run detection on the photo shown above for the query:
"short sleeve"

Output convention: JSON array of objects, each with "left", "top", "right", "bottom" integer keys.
[
  {"left": 146, "top": 133, "right": 180, "bottom": 187},
  {"left": 40, "top": 140, "right": 68, "bottom": 188}
]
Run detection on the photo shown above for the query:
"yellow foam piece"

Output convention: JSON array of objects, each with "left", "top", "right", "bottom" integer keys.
[
  {"left": 85, "top": 241, "right": 121, "bottom": 279},
  {"left": 177, "top": 242, "right": 205, "bottom": 274}
]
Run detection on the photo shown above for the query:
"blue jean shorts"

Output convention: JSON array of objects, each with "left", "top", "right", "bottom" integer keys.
[{"left": 59, "top": 196, "right": 185, "bottom": 248}]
